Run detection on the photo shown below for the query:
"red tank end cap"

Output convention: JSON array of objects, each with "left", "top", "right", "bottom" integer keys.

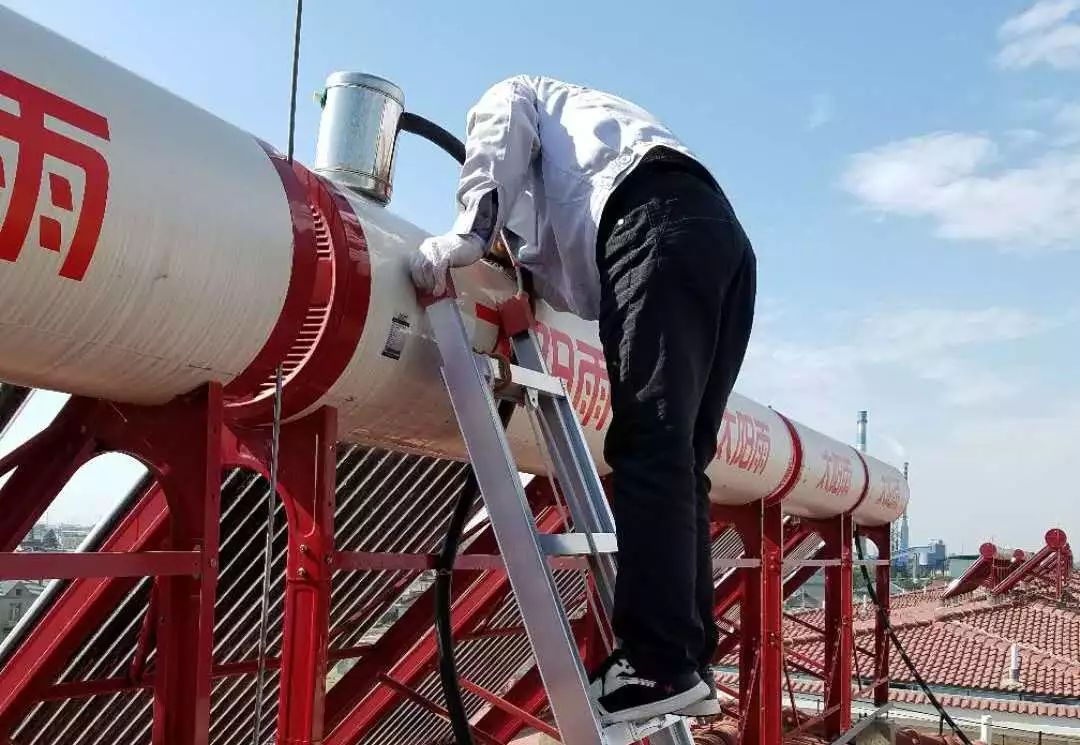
[
  {"left": 979, "top": 542, "right": 999, "bottom": 559},
  {"left": 1045, "top": 528, "right": 1067, "bottom": 549}
]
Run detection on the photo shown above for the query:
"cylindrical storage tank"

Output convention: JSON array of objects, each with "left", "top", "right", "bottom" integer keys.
[
  {"left": 708, "top": 393, "right": 797, "bottom": 506},
  {"left": 314, "top": 72, "right": 404, "bottom": 203},
  {"left": 850, "top": 452, "right": 910, "bottom": 525},
  {"left": 0, "top": 7, "right": 911, "bottom": 525},
  {"left": 0, "top": 7, "right": 293, "bottom": 404},
  {"left": 1046, "top": 528, "right": 1068, "bottom": 550},
  {"left": 781, "top": 420, "right": 866, "bottom": 519}
]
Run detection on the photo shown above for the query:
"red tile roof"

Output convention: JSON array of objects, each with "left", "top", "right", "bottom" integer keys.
[{"left": 772, "top": 588, "right": 1080, "bottom": 703}]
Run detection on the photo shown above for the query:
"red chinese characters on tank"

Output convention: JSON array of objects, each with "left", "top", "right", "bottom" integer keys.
[
  {"left": 715, "top": 410, "right": 770, "bottom": 475},
  {"left": 816, "top": 451, "right": 853, "bottom": 496},
  {"left": 875, "top": 472, "right": 903, "bottom": 510},
  {"left": 535, "top": 321, "right": 611, "bottom": 430},
  {"left": 0, "top": 70, "right": 110, "bottom": 281}
]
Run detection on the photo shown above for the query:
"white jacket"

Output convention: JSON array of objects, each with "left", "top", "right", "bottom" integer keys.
[{"left": 451, "top": 75, "right": 708, "bottom": 320}]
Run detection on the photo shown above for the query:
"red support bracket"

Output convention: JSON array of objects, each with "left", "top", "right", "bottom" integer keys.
[
  {"left": 807, "top": 513, "right": 853, "bottom": 737},
  {"left": 860, "top": 523, "right": 891, "bottom": 707},
  {"left": 722, "top": 500, "right": 783, "bottom": 745},
  {"left": 136, "top": 385, "right": 224, "bottom": 745},
  {"left": 261, "top": 407, "right": 338, "bottom": 745}
]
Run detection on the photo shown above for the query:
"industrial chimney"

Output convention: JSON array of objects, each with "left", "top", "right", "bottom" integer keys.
[{"left": 856, "top": 410, "right": 868, "bottom": 453}]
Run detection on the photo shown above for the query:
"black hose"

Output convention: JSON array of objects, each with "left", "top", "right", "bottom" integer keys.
[
  {"left": 853, "top": 527, "right": 973, "bottom": 745},
  {"left": 434, "top": 469, "right": 481, "bottom": 745},
  {"left": 398, "top": 112, "right": 510, "bottom": 744},
  {"left": 434, "top": 401, "right": 516, "bottom": 745},
  {"left": 399, "top": 112, "right": 467, "bottom": 166}
]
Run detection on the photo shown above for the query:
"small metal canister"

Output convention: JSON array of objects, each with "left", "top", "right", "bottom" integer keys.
[{"left": 314, "top": 71, "right": 404, "bottom": 203}]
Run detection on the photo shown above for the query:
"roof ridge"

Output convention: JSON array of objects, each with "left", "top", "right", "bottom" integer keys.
[
  {"left": 949, "top": 612, "right": 1080, "bottom": 670},
  {"left": 711, "top": 671, "right": 1080, "bottom": 720}
]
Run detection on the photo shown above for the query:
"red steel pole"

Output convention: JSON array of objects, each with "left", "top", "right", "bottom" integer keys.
[{"left": 271, "top": 407, "right": 338, "bottom": 745}]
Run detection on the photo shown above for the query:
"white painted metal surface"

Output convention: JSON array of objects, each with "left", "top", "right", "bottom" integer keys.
[
  {"left": 785, "top": 420, "right": 867, "bottom": 519},
  {"left": 853, "top": 453, "right": 911, "bottom": 526},
  {"left": 0, "top": 8, "right": 292, "bottom": 403},
  {"left": 0, "top": 6, "right": 909, "bottom": 524}
]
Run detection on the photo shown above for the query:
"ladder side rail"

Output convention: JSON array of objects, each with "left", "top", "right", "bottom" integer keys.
[{"left": 425, "top": 298, "right": 607, "bottom": 745}]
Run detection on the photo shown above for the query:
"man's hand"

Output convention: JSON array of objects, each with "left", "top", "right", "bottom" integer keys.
[{"left": 409, "top": 233, "right": 485, "bottom": 297}]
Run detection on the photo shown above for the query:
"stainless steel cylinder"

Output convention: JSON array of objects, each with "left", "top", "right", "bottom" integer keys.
[{"left": 315, "top": 71, "right": 404, "bottom": 203}]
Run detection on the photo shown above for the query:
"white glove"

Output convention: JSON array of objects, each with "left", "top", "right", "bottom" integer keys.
[{"left": 409, "top": 233, "right": 485, "bottom": 297}]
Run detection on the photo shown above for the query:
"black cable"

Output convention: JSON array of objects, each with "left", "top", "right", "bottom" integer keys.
[
  {"left": 398, "top": 113, "right": 509, "bottom": 744},
  {"left": 435, "top": 469, "right": 480, "bottom": 745},
  {"left": 286, "top": 0, "right": 303, "bottom": 163},
  {"left": 434, "top": 402, "right": 516, "bottom": 745},
  {"left": 853, "top": 527, "right": 974, "bottom": 745}
]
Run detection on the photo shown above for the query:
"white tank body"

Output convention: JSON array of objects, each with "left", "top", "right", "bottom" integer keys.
[
  {"left": 0, "top": 7, "right": 293, "bottom": 403},
  {"left": 0, "top": 7, "right": 908, "bottom": 524}
]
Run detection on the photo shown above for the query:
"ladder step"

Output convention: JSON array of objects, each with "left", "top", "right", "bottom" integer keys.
[
  {"left": 603, "top": 714, "right": 688, "bottom": 745},
  {"left": 538, "top": 532, "right": 618, "bottom": 557},
  {"left": 475, "top": 354, "right": 567, "bottom": 400}
]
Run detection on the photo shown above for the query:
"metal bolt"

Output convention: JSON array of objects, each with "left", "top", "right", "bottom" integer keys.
[
  {"left": 300, "top": 544, "right": 310, "bottom": 555},
  {"left": 298, "top": 567, "right": 307, "bottom": 579}
]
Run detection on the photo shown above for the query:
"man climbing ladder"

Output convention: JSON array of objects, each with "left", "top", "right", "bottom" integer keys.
[{"left": 410, "top": 75, "right": 757, "bottom": 723}]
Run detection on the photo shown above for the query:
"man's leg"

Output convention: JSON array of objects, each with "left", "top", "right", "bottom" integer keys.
[
  {"left": 596, "top": 173, "right": 744, "bottom": 684},
  {"left": 691, "top": 240, "right": 757, "bottom": 672}
]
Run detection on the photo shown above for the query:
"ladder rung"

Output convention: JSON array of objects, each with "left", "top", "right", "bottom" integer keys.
[
  {"left": 538, "top": 532, "right": 618, "bottom": 557},
  {"left": 603, "top": 714, "right": 688, "bottom": 743},
  {"left": 475, "top": 354, "right": 567, "bottom": 400}
]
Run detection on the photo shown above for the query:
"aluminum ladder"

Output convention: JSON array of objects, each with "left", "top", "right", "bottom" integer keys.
[{"left": 424, "top": 292, "right": 696, "bottom": 745}]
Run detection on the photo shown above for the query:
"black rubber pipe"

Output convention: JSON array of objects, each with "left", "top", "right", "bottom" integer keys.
[{"left": 398, "top": 112, "right": 508, "bottom": 745}]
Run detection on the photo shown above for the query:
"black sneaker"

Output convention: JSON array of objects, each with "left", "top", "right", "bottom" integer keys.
[
  {"left": 677, "top": 668, "right": 722, "bottom": 717},
  {"left": 588, "top": 650, "right": 709, "bottom": 724}
]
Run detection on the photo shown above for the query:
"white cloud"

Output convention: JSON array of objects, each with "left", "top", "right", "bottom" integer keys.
[
  {"left": 856, "top": 307, "right": 1056, "bottom": 361},
  {"left": 1054, "top": 102, "right": 1080, "bottom": 144},
  {"left": 914, "top": 397, "right": 1080, "bottom": 550},
  {"left": 1000, "top": 0, "right": 1080, "bottom": 38},
  {"left": 842, "top": 131, "right": 1080, "bottom": 249},
  {"left": 998, "top": 0, "right": 1080, "bottom": 70},
  {"left": 917, "top": 358, "right": 1023, "bottom": 407},
  {"left": 741, "top": 305, "right": 1058, "bottom": 427},
  {"left": 739, "top": 307, "right": 1078, "bottom": 548},
  {"left": 807, "top": 93, "right": 834, "bottom": 130}
]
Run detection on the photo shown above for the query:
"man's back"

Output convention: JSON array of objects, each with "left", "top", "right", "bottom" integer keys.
[{"left": 452, "top": 75, "right": 706, "bottom": 319}]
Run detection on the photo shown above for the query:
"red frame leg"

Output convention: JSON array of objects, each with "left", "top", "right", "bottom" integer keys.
[{"left": 270, "top": 408, "right": 338, "bottom": 745}]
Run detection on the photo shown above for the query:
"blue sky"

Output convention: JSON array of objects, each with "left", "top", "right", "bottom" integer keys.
[{"left": 2, "top": 1, "right": 1078, "bottom": 552}]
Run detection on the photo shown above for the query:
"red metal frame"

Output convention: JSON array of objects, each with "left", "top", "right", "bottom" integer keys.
[
  {"left": 0, "top": 550, "right": 200, "bottom": 579},
  {"left": 712, "top": 501, "right": 784, "bottom": 745},
  {"left": 0, "top": 387, "right": 226, "bottom": 745},
  {"left": 0, "top": 385, "right": 900, "bottom": 745},
  {"left": 324, "top": 509, "right": 566, "bottom": 745},
  {"left": 0, "top": 484, "right": 168, "bottom": 735},
  {"left": 860, "top": 523, "right": 891, "bottom": 707},
  {"left": 807, "top": 514, "right": 853, "bottom": 737},
  {"left": 264, "top": 408, "right": 338, "bottom": 745},
  {"left": 0, "top": 387, "right": 345, "bottom": 745}
]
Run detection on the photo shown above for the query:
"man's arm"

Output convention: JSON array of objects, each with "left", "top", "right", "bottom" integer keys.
[
  {"left": 451, "top": 75, "right": 541, "bottom": 251},
  {"left": 410, "top": 76, "right": 540, "bottom": 295}
]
